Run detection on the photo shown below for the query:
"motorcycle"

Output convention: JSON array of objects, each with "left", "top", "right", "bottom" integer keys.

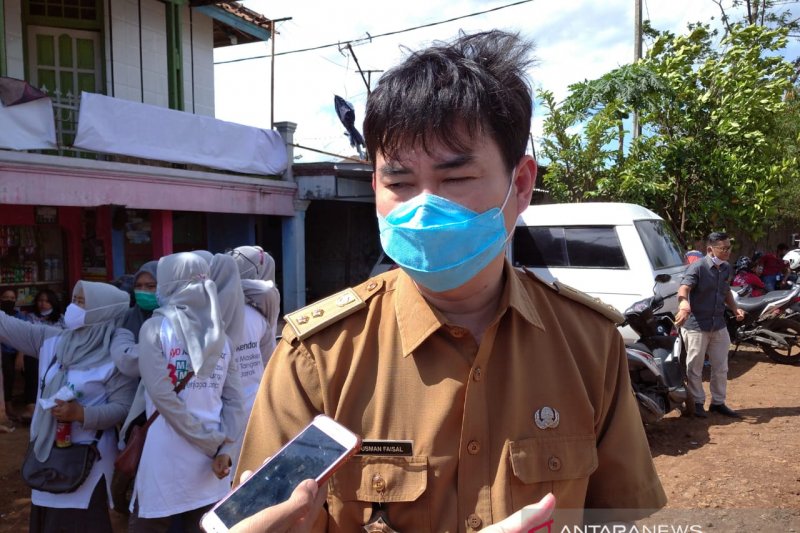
[
  {"left": 623, "top": 274, "right": 688, "bottom": 424},
  {"left": 728, "top": 283, "right": 800, "bottom": 364}
]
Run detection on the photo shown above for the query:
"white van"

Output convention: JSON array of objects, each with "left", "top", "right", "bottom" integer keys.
[{"left": 512, "top": 202, "right": 687, "bottom": 343}]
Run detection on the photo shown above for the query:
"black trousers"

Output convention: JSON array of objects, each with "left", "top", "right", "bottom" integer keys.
[
  {"left": 129, "top": 503, "right": 213, "bottom": 533},
  {"left": 29, "top": 476, "right": 113, "bottom": 533},
  {"left": 2, "top": 351, "right": 38, "bottom": 404}
]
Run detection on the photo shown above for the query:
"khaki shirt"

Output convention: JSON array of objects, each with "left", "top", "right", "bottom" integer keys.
[{"left": 237, "top": 261, "right": 666, "bottom": 531}]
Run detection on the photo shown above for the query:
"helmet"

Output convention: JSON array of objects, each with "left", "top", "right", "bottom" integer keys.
[
  {"left": 783, "top": 249, "right": 800, "bottom": 270},
  {"left": 735, "top": 256, "right": 753, "bottom": 273}
]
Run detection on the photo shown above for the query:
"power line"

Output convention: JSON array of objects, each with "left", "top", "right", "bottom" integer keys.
[{"left": 214, "top": 0, "right": 534, "bottom": 66}]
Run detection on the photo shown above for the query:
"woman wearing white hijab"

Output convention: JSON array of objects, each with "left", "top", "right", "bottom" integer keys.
[
  {"left": 226, "top": 246, "right": 281, "bottom": 476},
  {"left": 209, "top": 253, "right": 245, "bottom": 351},
  {"left": 130, "top": 252, "right": 245, "bottom": 533},
  {"left": 0, "top": 281, "right": 135, "bottom": 533},
  {"left": 229, "top": 245, "right": 281, "bottom": 361}
]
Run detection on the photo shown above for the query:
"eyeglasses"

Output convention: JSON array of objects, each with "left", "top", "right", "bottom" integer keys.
[
  {"left": 712, "top": 246, "right": 732, "bottom": 252},
  {"left": 226, "top": 248, "right": 264, "bottom": 273}
]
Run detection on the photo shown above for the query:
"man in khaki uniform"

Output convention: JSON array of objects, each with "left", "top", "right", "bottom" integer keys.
[{"left": 236, "top": 30, "right": 665, "bottom": 532}]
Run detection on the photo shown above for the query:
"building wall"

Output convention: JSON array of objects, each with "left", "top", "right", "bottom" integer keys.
[
  {"left": 139, "top": 0, "right": 167, "bottom": 107},
  {"left": 106, "top": 0, "right": 146, "bottom": 101},
  {"left": 182, "top": 6, "right": 213, "bottom": 116},
  {"left": 4, "top": 0, "right": 213, "bottom": 114},
  {"left": 4, "top": 0, "right": 24, "bottom": 78},
  {"left": 105, "top": 0, "right": 213, "bottom": 111}
]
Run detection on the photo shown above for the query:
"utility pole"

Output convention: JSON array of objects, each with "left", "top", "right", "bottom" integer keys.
[
  {"left": 632, "top": 0, "right": 642, "bottom": 139},
  {"left": 270, "top": 16, "right": 292, "bottom": 129}
]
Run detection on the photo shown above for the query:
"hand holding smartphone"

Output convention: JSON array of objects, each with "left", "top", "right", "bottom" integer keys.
[
  {"left": 200, "top": 415, "right": 361, "bottom": 533},
  {"left": 227, "top": 479, "right": 324, "bottom": 533}
]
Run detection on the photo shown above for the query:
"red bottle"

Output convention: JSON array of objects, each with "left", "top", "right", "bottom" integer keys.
[{"left": 55, "top": 422, "right": 72, "bottom": 448}]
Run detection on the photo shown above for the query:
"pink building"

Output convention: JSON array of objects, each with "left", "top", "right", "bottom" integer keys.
[{"left": 0, "top": 0, "right": 307, "bottom": 311}]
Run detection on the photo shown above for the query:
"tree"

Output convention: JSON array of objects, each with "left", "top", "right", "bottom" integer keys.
[
  {"left": 712, "top": 0, "right": 800, "bottom": 39},
  {"left": 538, "top": 23, "right": 799, "bottom": 241}
]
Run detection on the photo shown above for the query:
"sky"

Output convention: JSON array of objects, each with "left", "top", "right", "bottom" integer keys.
[{"left": 212, "top": 0, "right": 794, "bottom": 163}]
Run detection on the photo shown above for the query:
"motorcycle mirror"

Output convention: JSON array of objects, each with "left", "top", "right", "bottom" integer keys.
[{"left": 654, "top": 274, "right": 672, "bottom": 283}]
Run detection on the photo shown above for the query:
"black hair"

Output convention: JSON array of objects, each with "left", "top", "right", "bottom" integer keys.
[
  {"left": 363, "top": 30, "right": 536, "bottom": 171},
  {"left": 33, "top": 288, "right": 62, "bottom": 324},
  {"left": 707, "top": 232, "right": 729, "bottom": 246},
  {"left": 778, "top": 243, "right": 788, "bottom": 252}
]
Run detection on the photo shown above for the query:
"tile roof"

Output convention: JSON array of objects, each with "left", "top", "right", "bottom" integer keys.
[{"left": 214, "top": 1, "right": 273, "bottom": 33}]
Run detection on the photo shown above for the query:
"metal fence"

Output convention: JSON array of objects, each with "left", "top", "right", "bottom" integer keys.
[{"left": 35, "top": 87, "right": 93, "bottom": 159}]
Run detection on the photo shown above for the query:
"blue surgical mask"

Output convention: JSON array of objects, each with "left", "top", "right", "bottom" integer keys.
[{"left": 377, "top": 171, "right": 515, "bottom": 292}]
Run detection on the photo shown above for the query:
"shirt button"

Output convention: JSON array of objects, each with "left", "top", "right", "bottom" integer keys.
[
  {"left": 367, "top": 282, "right": 378, "bottom": 291},
  {"left": 371, "top": 473, "right": 386, "bottom": 492},
  {"left": 467, "top": 514, "right": 483, "bottom": 530},
  {"left": 548, "top": 455, "right": 562, "bottom": 471},
  {"left": 472, "top": 367, "right": 482, "bottom": 381},
  {"left": 467, "top": 440, "right": 481, "bottom": 455}
]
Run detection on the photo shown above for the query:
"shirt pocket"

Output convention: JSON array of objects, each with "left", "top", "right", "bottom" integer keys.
[
  {"left": 329, "top": 455, "right": 429, "bottom": 531},
  {"left": 508, "top": 434, "right": 598, "bottom": 511}
]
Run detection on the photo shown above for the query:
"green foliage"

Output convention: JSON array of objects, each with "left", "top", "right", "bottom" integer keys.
[
  {"left": 714, "top": 0, "right": 800, "bottom": 40},
  {"left": 538, "top": 22, "right": 800, "bottom": 241}
]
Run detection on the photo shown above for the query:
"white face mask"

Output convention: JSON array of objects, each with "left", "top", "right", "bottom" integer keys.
[
  {"left": 63, "top": 304, "right": 87, "bottom": 330},
  {"left": 710, "top": 255, "right": 724, "bottom": 266},
  {"left": 40, "top": 308, "right": 53, "bottom": 316}
]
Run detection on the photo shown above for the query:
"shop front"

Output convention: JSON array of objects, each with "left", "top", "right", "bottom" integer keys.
[
  {"left": 0, "top": 205, "right": 76, "bottom": 310},
  {"left": 0, "top": 204, "right": 173, "bottom": 311},
  {"left": 0, "top": 146, "right": 298, "bottom": 312}
]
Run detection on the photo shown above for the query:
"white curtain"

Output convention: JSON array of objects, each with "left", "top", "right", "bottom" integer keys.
[
  {"left": 0, "top": 98, "right": 57, "bottom": 150},
  {"left": 74, "top": 92, "right": 288, "bottom": 175}
]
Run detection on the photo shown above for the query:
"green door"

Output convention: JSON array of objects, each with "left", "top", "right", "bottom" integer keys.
[
  {"left": 28, "top": 26, "right": 101, "bottom": 149},
  {"left": 28, "top": 25, "right": 101, "bottom": 96}
]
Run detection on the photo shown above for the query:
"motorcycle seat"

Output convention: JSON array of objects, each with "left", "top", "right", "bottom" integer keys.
[{"left": 736, "top": 289, "right": 794, "bottom": 312}]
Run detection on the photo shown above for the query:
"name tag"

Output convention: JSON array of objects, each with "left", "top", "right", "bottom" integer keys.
[{"left": 357, "top": 440, "right": 413, "bottom": 456}]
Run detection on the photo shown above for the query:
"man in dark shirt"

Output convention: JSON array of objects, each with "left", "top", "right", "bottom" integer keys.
[{"left": 675, "top": 232, "right": 744, "bottom": 418}]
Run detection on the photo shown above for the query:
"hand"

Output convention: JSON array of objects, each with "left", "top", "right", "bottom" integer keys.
[
  {"left": 52, "top": 400, "right": 84, "bottom": 423},
  {"left": 15, "top": 352, "right": 24, "bottom": 372},
  {"left": 735, "top": 308, "right": 745, "bottom": 321},
  {"left": 479, "top": 493, "right": 556, "bottom": 533},
  {"left": 674, "top": 309, "right": 690, "bottom": 328},
  {"left": 212, "top": 454, "right": 232, "bottom": 479},
  {"left": 230, "top": 475, "right": 326, "bottom": 533}
]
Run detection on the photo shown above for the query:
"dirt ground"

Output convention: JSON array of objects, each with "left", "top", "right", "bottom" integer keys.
[{"left": 1, "top": 347, "right": 799, "bottom": 532}]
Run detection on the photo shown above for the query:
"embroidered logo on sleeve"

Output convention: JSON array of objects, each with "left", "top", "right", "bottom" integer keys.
[{"left": 534, "top": 406, "right": 560, "bottom": 430}]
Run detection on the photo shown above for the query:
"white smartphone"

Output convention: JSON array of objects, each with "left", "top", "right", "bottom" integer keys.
[{"left": 200, "top": 414, "right": 361, "bottom": 533}]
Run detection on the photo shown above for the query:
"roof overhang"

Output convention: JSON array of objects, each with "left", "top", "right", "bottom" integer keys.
[
  {"left": 0, "top": 151, "right": 297, "bottom": 216},
  {"left": 193, "top": 2, "right": 273, "bottom": 48}
]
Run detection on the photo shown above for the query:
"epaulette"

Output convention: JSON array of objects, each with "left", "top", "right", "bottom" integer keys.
[
  {"left": 522, "top": 267, "right": 624, "bottom": 325},
  {"left": 284, "top": 277, "right": 386, "bottom": 341}
]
